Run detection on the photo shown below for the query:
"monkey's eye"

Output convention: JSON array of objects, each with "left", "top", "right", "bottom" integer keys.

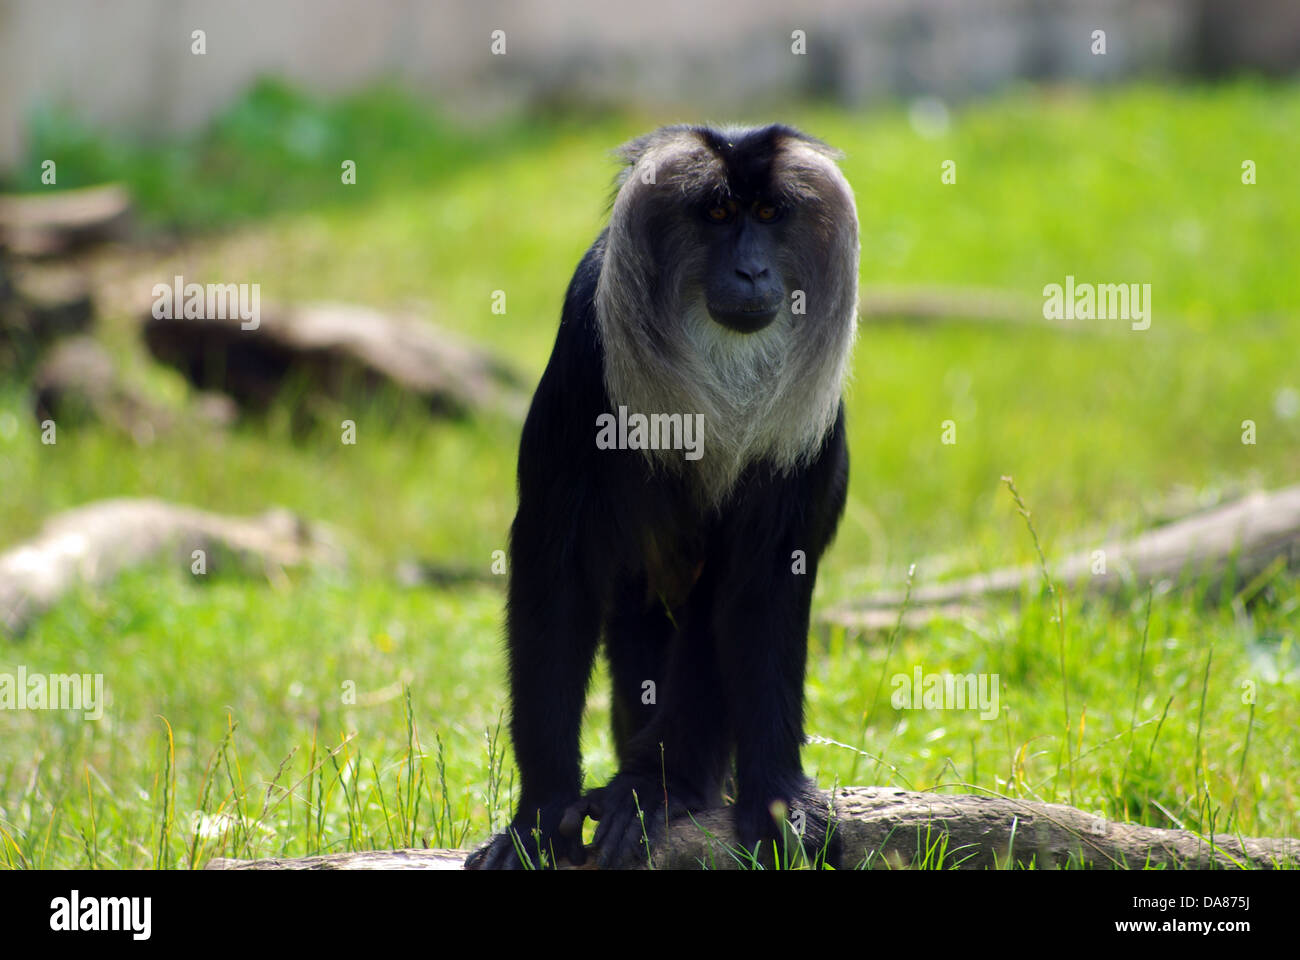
[
  {"left": 754, "top": 203, "right": 781, "bottom": 222},
  {"left": 704, "top": 201, "right": 735, "bottom": 223}
]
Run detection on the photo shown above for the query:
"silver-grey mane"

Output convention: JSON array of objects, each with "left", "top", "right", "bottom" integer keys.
[{"left": 594, "top": 125, "right": 860, "bottom": 506}]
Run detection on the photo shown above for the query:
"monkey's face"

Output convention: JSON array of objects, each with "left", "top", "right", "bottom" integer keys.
[
  {"left": 698, "top": 198, "right": 788, "bottom": 334},
  {"left": 601, "top": 124, "right": 855, "bottom": 345}
]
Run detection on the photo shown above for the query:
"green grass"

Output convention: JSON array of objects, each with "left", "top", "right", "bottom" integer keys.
[{"left": 1, "top": 79, "right": 1298, "bottom": 868}]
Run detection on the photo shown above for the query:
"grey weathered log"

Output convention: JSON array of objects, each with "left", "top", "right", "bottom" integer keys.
[
  {"left": 204, "top": 785, "right": 1299, "bottom": 870},
  {"left": 825, "top": 485, "right": 1300, "bottom": 630},
  {"left": 858, "top": 286, "right": 1095, "bottom": 333},
  {"left": 1, "top": 261, "right": 95, "bottom": 367},
  {"left": 0, "top": 184, "right": 132, "bottom": 257},
  {"left": 34, "top": 336, "right": 236, "bottom": 441},
  {"left": 0, "top": 498, "right": 343, "bottom": 637},
  {"left": 142, "top": 300, "right": 528, "bottom": 419},
  {"left": 7, "top": 263, "right": 95, "bottom": 338},
  {"left": 208, "top": 849, "right": 468, "bottom": 871},
  {"left": 395, "top": 558, "right": 501, "bottom": 589}
]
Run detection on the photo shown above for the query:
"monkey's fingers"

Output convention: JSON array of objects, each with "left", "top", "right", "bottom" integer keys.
[
  {"left": 592, "top": 804, "right": 654, "bottom": 869},
  {"left": 464, "top": 834, "right": 514, "bottom": 870},
  {"left": 464, "top": 828, "right": 545, "bottom": 870},
  {"left": 558, "top": 798, "right": 591, "bottom": 836},
  {"left": 574, "top": 786, "right": 609, "bottom": 822}
]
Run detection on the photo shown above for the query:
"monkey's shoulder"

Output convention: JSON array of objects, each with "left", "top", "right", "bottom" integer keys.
[
  {"left": 541, "top": 228, "right": 608, "bottom": 392},
  {"left": 515, "top": 234, "right": 612, "bottom": 482}
]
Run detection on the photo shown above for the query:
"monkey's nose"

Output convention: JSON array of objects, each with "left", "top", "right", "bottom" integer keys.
[{"left": 735, "top": 264, "right": 771, "bottom": 285}]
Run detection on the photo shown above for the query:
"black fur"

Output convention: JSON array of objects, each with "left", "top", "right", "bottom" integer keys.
[{"left": 465, "top": 221, "right": 850, "bottom": 869}]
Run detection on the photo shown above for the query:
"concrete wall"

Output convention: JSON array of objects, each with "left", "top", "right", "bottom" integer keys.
[{"left": 1, "top": 0, "right": 1296, "bottom": 173}]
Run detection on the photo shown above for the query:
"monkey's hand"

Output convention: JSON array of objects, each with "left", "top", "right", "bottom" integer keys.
[
  {"left": 581, "top": 773, "right": 706, "bottom": 869},
  {"left": 463, "top": 798, "right": 587, "bottom": 870},
  {"left": 733, "top": 778, "right": 841, "bottom": 869}
]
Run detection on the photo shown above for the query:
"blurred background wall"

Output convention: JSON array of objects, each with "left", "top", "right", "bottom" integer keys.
[{"left": 2, "top": 0, "right": 1298, "bottom": 172}]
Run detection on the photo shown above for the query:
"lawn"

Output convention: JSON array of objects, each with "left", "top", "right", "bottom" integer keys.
[{"left": 1, "top": 79, "right": 1297, "bottom": 868}]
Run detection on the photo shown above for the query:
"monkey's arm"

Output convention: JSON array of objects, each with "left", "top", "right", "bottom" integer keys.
[
  {"left": 477, "top": 498, "right": 601, "bottom": 869},
  {"left": 467, "top": 240, "right": 612, "bottom": 870}
]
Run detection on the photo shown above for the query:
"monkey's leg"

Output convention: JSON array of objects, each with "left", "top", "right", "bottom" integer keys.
[
  {"left": 465, "top": 523, "right": 601, "bottom": 870},
  {"left": 586, "top": 576, "right": 731, "bottom": 868},
  {"left": 605, "top": 576, "right": 673, "bottom": 766}
]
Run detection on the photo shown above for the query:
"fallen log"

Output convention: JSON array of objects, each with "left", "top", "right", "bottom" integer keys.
[
  {"left": 395, "top": 558, "right": 501, "bottom": 589},
  {"left": 0, "top": 184, "right": 132, "bottom": 258},
  {"left": 825, "top": 485, "right": 1300, "bottom": 630},
  {"left": 142, "top": 300, "right": 529, "bottom": 419},
  {"left": 0, "top": 498, "right": 343, "bottom": 637},
  {"left": 0, "top": 260, "right": 95, "bottom": 367},
  {"left": 6, "top": 263, "right": 95, "bottom": 338},
  {"left": 33, "top": 336, "right": 237, "bottom": 441},
  {"left": 208, "top": 849, "right": 467, "bottom": 871},
  {"left": 858, "top": 285, "right": 1107, "bottom": 334},
  {"left": 205, "top": 785, "right": 1299, "bottom": 870}
]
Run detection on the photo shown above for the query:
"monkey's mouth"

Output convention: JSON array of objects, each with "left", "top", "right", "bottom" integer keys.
[{"left": 706, "top": 303, "right": 781, "bottom": 334}]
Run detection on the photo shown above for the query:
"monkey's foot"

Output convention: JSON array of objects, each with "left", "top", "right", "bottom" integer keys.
[
  {"left": 463, "top": 799, "right": 587, "bottom": 870},
  {"left": 579, "top": 773, "right": 708, "bottom": 869},
  {"left": 733, "top": 779, "right": 841, "bottom": 869}
]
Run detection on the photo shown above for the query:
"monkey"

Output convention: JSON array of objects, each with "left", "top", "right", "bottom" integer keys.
[{"left": 465, "top": 123, "right": 859, "bottom": 869}]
